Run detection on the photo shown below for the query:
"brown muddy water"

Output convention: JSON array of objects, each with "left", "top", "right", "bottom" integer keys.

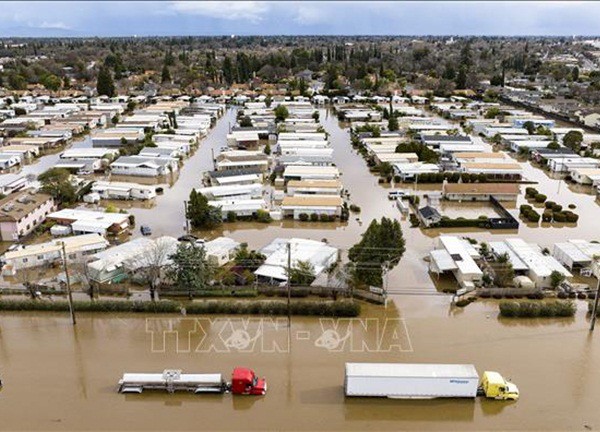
[{"left": 1, "top": 299, "right": 599, "bottom": 431}]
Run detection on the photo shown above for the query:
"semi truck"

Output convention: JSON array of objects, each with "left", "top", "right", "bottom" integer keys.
[
  {"left": 118, "top": 367, "right": 267, "bottom": 396},
  {"left": 344, "top": 363, "right": 519, "bottom": 400}
]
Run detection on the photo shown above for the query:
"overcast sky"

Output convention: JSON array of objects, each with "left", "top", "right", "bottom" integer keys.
[{"left": 0, "top": 1, "right": 598, "bottom": 37}]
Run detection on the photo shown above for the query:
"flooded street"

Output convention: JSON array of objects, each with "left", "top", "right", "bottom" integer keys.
[{"left": 1, "top": 299, "right": 599, "bottom": 430}]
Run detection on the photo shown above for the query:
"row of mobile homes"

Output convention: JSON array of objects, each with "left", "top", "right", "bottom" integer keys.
[{"left": 2, "top": 234, "right": 109, "bottom": 275}]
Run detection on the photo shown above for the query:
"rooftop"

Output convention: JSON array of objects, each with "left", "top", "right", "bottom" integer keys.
[
  {"left": 0, "top": 191, "right": 53, "bottom": 222},
  {"left": 444, "top": 183, "right": 520, "bottom": 195},
  {"left": 282, "top": 195, "right": 343, "bottom": 207}
]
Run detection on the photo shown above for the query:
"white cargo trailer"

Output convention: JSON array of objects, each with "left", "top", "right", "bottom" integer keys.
[{"left": 344, "top": 363, "right": 480, "bottom": 399}]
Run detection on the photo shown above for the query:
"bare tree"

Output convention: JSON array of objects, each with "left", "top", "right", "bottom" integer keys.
[
  {"left": 72, "top": 260, "right": 95, "bottom": 300},
  {"left": 14, "top": 267, "right": 41, "bottom": 299},
  {"left": 129, "top": 237, "right": 176, "bottom": 301}
]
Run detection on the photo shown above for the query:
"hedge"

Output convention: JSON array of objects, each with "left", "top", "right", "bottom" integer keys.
[
  {"left": 0, "top": 299, "right": 180, "bottom": 313},
  {"left": 0, "top": 299, "right": 361, "bottom": 317},
  {"left": 185, "top": 300, "right": 361, "bottom": 317},
  {"left": 499, "top": 300, "right": 576, "bottom": 318}
]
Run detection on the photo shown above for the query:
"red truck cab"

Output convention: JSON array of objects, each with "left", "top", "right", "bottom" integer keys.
[{"left": 231, "top": 367, "right": 267, "bottom": 395}]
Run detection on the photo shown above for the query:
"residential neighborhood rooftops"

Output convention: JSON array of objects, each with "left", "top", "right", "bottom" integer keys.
[
  {"left": 281, "top": 195, "right": 343, "bottom": 207},
  {"left": 443, "top": 183, "right": 520, "bottom": 195},
  {"left": 0, "top": 191, "right": 53, "bottom": 222},
  {"left": 4, "top": 233, "right": 108, "bottom": 261},
  {"left": 286, "top": 179, "right": 342, "bottom": 189}
]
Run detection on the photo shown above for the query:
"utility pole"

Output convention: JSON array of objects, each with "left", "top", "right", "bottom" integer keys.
[
  {"left": 183, "top": 200, "right": 190, "bottom": 234},
  {"left": 287, "top": 241, "right": 292, "bottom": 327},
  {"left": 61, "top": 242, "right": 76, "bottom": 325},
  {"left": 590, "top": 277, "right": 600, "bottom": 331}
]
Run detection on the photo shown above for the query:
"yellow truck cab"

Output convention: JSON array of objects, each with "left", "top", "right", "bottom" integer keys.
[{"left": 480, "top": 371, "right": 519, "bottom": 400}]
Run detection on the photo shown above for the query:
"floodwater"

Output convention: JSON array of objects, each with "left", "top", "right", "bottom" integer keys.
[
  {"left": 1, "top": 298, "right": 599, "bottom": 430},
  {"left": 19, "top": 106, "right": 595, "bottom": 291}
]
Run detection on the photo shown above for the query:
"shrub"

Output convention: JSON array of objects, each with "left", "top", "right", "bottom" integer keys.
[
  {"left": 522, "top": 208, "right": 540, "bottom": 223},
  {"left": 525, "top": 187, "right": 538, "bottom": 198},
  {"left": 349, "top": 204, "right": 361, "bottom": 213},
  {"left": 310, "top": 213, "right": 319, "bottom": 222},
  {"left": 0, "top": 299, "right": 180, "bottom": 313},
  {"left": 319, "top": 213, "right": 330, "bottom": 222},
  {"left": 255, "top": 209, "right": 272, "bottom": 223},
  {"left": 184, "top": 299, "right": 361, "bottom": 317},
  {"left": 568, "top": 204, "right": 576, "bottom": 209},
  {"left": 499, "top": 300, "right": 576, "bottom": 318},
  {"left": 394, "top": 175, "right": 401, "bottom": 183},
  {"left": 409, "top": 213, "right": 420, "bottom": 227},
  {"left": 226, "top": 211, "right": 237, "bottom": 222},
  {"left": 520, "top": 204, "right": 533, "bottom": 214},
  {"left": 544, "top": 201, "right": 556, "bottom": 209},
  {"left": 551, "top": 203, "right": 563, "bottom": 212},
  {"left": 298, "top": 213, "right": 309, "bottom": 221},
  {"left": 553, "top": 211, "right": 567, "bottom": 222},
  {"left": 564, "top": 211, "right": 579, "bottom": 223},
  {"left": 534, "top": 193, "right": 547, "bottom": 203},
  {"left": 542, "top": 210, "right": 553, "bottom": 222}
]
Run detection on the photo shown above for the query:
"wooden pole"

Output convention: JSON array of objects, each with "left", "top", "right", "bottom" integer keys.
[
  {"left": 61, "top": 242, "right": 76, "bottom": 325},
  {"left": 590, "top": 277, "right": 600, "bottom": 331},
  {"left": 287, "top": 241, "right": 292, "bottom": 327}
]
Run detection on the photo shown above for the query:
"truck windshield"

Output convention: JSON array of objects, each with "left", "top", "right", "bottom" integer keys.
[{"left": 253, "top": 376, "right": 258, "bottom": 386}]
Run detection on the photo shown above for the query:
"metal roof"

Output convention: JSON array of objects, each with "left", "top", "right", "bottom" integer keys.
[{"left": 345, "top": 363, "right": 478, "bottom": 379}]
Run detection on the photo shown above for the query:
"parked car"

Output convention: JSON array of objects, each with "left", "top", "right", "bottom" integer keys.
[{"left": 140, "top": 225, "right": 152, "bottom": 236}]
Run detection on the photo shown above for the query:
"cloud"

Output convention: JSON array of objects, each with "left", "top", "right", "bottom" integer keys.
[
  {"left": 170, "top": 1, "right": 270, "bottom": 24},
  {"left": 292, "top": 5, "right": 326, "bottom": 26},
  {"left": 37, "top": 21, "right": 71, "bottom": 30}
]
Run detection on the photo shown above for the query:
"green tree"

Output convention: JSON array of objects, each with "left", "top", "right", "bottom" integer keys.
[
  {"left": 38, "top": 168, "right": 77, "bottom": 204},
  {"left": 161, "top": 65, "right": 171, "bottom": 83},
  {"left": 274, "top": 105, "right": 289, "bottom": 122},
  {"left": 379, "top": 162, "right": 393, "bottom": 178},
  {"left": 484, "top": 107, "right": 500, "bottom": 119},
  {"left": 186, "top": 189, "right": 222, "bottom": 229},
  {"left": 234, "top": 244, "right": 266, "bottom": 271},
  {"left": 550, "top": 270, "right": 566, "bottom": 289},
  {"left": 8, "top": 73, "right": 27, "bottom": 90},
  {"left": 239, "top": 116, "right": 253, "bottom": 127},
  {"left": 523, "top": 121, "right": 536, "bottom": 135},
  {"left": 493, "top": 253, "right": 515, "bottom": 287},
  {"left": 455, "top": 65, "right": 467, "bottom": 90},
  {"left": 264, "top": 142, "right": 271, "bottom": 155},
  {"left": 547, "top": 141, "right": 560, "bottom": 150},
  {"left": 348, "top": 217, "right": 406, "bottom": 288},
  {"left": 40, "top": 74, "right": 62, "bottom": 91},
  {"left": 287, "top": 260, "right": 316, "bottom": 286},
  {"left": 388, "top": 114, "right": 399, "bottom": 131},
  {"left": 563, "top": 130, "right": 584, "bottom": 152},
  {"left": 96, "top": 66, "right": 115, "bottom": 97},
  {"left": 167, "top": 243, "right": 215, "bottom": 299},
  {"left": 223, "top": 56, "right": 234, "bottom": 85}
]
